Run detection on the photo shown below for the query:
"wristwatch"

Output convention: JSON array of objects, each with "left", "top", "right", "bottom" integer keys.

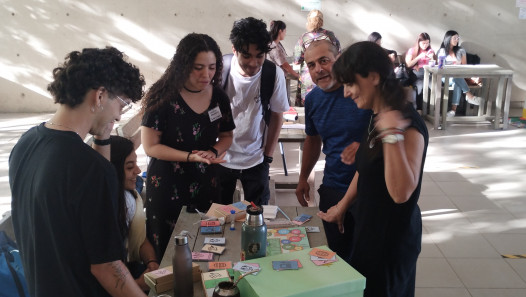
[
  {"left": 381, "top": 134, "right": 405, "bottom": 144},
  {"left": 263, "top": 155, "right": 273, "bottom": 164}
]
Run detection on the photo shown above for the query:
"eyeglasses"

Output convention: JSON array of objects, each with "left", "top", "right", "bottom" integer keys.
[
  {"left": 452, "top": 36, "right": 461, "bottom": 41},
  {"left": 304, "top": 35, "right": 330, "bottom": 48},
  {"left": 116, "top": 95, "right": 132, "bottom": 114}
]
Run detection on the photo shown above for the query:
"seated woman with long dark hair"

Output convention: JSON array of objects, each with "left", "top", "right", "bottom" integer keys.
[{"left": 109, "top": 136, "right": 159, "bottom": 291}]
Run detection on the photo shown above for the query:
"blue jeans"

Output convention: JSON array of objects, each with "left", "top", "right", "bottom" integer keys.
[
  {"left": 444, "top": 77, "right": 470, "bottom": 105},
  {"left": 217, "top": 162, "right": 271, "bottom": 205}
]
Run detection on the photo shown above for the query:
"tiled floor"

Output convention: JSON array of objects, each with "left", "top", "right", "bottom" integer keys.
[{"left": 2, "top": 113, "right": 526, "bottom": 296}]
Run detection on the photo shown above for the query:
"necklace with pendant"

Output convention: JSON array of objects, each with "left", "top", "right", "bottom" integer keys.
[{"left": 47, "top": 121, "right": 79, "bottom": 135}]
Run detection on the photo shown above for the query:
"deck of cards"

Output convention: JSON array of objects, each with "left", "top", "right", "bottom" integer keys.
[
  {"left": 272, "top": 260, "right": 301, "bottom": 271},
  {"left": 192, "top": 252, "right": 214, "bottom": 261},
  {"left": 292, "top": 214, "right": 312, "bottom": 225},
  {"left": 309, "top": 247, "right": 338, "bottom": 266}
]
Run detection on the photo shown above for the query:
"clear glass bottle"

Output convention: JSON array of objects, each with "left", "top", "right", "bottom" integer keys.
[
  {"left": 172, "top": 235, "right": 193, "bottom": 297},
  {"left": 240, "top": 205, "right": 267, "bottom": 260}
]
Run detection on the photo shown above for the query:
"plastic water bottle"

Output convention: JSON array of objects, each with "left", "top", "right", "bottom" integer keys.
[
  {"left": 438, "top": 53, "right": 446, "bottom": 69},
  {"left": 240, "top": 205, "right": 267, "bottom": 260},
  {"left": 172, "top": 235, "right": 193, "bottom": 297}
]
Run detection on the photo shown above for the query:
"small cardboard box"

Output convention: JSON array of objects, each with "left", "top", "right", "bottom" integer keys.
[
  {"left": 144, "top": 263, "right": 201, "bottom": 293},
  {"left": 205, "top": 202, "right": 250, "bottom": 222},
  {"left": 234, "top": 246, "right": 365, "bottom": 297},
  {"left": 201, "top": 269, "right": 231, "bottom": 297}
]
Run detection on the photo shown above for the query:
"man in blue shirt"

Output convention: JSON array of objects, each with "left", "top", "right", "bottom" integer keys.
[{"left": 296, "top": 40, "right": 371, "bottom": 263}]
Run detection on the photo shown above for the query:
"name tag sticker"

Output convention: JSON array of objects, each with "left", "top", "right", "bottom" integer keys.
[{"left": 208, "top": 106, "right": 222, "bottom": 122}]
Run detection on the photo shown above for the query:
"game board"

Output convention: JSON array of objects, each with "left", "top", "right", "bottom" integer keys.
[{"left": 266, "top": 227, "right": 310, "bottom": 256}]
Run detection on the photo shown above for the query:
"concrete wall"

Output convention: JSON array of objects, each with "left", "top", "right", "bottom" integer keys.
[{"left": 1, "top": 0, "right": 525, "bottom": 114}]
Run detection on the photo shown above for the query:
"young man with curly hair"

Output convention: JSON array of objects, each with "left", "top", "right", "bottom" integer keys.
[
  {"left": 9, "top": 47, "right": 148, "bottom": 297},
  {"left": 218, "top": 17, "right": 289, "bottom": 205}
]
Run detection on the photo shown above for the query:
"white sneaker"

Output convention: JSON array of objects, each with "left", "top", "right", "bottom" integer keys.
[
  {"left": 447, "top": 110, "right": 456, "bottom": 117},
  {"left": 466, "top": 96, "right": 482, "bottom": 105}
]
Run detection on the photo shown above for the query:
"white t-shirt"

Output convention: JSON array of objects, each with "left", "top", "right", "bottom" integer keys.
[{"left": 222, "top": 55, "right": 289, "bottom": 169}]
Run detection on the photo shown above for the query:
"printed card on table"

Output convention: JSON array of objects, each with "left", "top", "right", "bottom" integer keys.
[
  {"left": 201, "top": 244, "right": 225, "bottom": 255},
  {"left": 305, "top": 226, "right": 320, "bottom": 233},
  {"left": 272, "top": 260, "right": 300, "bottom": 271},
  {"left": 233, "top": 262, "right": 260, "bottom": 275},
  {"left": 292, "top": 214, "right": 312, "bottom": 225},
  {"left": 308, "top": 247, "right": 336, "bottom": 259},
  {"left": 200, "top": 226, "right": 222, "bottom": 234},
  {"left": 204, "top": 237, "right": 226, "bottom": 245},
  {"left": 209, "top": 261, "right": 233, "bottom": 270},
  {"left": 192, "top": 252, "right": 214, "bottom": 261},
  {"left": 200, "top": 220, "right": 221, "bottom": 227}
]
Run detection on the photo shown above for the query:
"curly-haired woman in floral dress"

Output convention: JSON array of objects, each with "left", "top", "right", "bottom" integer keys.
[{"left": 141, "top": 33, "right": 235, "bottom": 258}]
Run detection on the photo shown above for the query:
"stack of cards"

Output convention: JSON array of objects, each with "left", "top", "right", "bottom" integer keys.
[
  {"left": 272, "top": 259, "right": 302, "bottom": 271},
  {"left": 192, "top": 252, "right": 214, "bottom": 262},
  {"left": 201, "top": 244, "right": 225, "bottom": 255},
  {"left": 309, "top": 247, "right": 338, "bottom": 266},
  {"left": 292, "top": 214, "right": 312, "bottom": 225},
  {"left": 232, "top": 262, "right": 260, "bottom": 275},
  {"left": 200, "top": 226, "right": 222, "bottom": 234},
  {"left": 204, "top": 237, "right": 226, "bottom": 245},
  {"left": 208, "top": 261, "right": 233, "bottom": 271},
  {"left": 201, "top": 269, "right": 231, "bottom": 297}
]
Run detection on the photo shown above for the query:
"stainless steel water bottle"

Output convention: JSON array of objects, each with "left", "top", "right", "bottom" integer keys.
[
  {"left": 240, "top": 205, "right": 267, "bottom": 260},
  {"left": 172, "top": 235, "right": 193, "bottom": 297}
]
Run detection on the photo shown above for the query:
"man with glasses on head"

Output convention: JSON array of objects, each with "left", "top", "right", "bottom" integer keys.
[
  {"left": 295, "top": 40, "right": 371, "bottom": 263},
  {"left": 9, "top": 47, "right": 148, "bottom": 297},
  {"left": 218, "top": 17, "right": 289, "bottom": 206}
]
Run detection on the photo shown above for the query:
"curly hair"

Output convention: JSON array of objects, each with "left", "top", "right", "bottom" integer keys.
[
  {"left": 142, "top": 33, "right": 223, "bottom": 113},
  {"left": 47, "top": 47, "right": 145, "bottom": 108},
  {"left": 229, "top": 17, "right": 272, "bottom": 54},
  {"left": 306, "top": 10, "right": 324, "bottom": 32},
  {"left": 333, "top": 41, "right": 406, "bottom": 111},
  {"left": 109, "top": 135, "right": 136, "bottom": 241},
  {"left": 269, "top": 20, "right": 286, "bottom": 41}
]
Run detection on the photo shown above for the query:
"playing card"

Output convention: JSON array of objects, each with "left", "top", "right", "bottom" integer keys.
[
  {"left": 233, "top": 262, "right": 260, "bottom": 275},
  {"left": 305, "top": 226, "right": 320, "bottom": 233},
  {"left": 201, "top": 244, "right": 225, "bottom": 254},
  {"left": 272, "top": 260, "right": 299, "bottom": 271},
  {"left": 308, "top": 247, "right": 336, "bottom": 259},
  {"left": 200, "top": 226, "right": 222, "bottom": 234},
  {"left": 191, "top": 252, "right": 214, "bottom": 261},
  {"left": 204, "top": 237, "right": 226, "bottom": 245}
]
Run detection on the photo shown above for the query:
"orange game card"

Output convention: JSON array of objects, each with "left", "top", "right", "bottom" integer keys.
[
  {"left": 308, "top": 248, "right": 336, "bottom": 259},
  {"left": 208, "top": 261, "right": 233, "bottom": 270}
]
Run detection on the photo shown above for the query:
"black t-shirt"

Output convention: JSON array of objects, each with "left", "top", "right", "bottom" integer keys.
[{"left": 9, "top": 123, "right": 124, "bottom": 297}]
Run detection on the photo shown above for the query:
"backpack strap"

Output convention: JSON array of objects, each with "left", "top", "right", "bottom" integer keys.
[
  {"left": 260, "top": 59, "right": 276, "bottom": 126},
  {"left": 221, "top": 54, "right": 233, "bottom": 90}
]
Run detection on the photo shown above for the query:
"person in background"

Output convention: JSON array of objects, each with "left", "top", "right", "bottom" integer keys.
[
  {"left": 405, "top": 32, "right": 436, "bottom": 113},
  {"left": 437, "top": 30, "right": 482, "bottom": 117},
  {"left": 9, "top": 47, "right": 148, "bottom": 297},
  {"left": 108, "top": 136, "right": 159, "bottom": 291},
  {"left": 319, "top": 41, "right": 429, "bottom": 297},
  {"left": 296, "top": 40, "right": 371, "bottom": 263},
  {"left": 294, "top": 9, "right": 341, "bottom": 106},
  {"left": 368, "top": 31, "right": 397, "bottom": 63},
  {"left": 268, "top": 20, "right": 299, "bottom": 80},
  {"left": 141, "top": 33, "right": 235, "bottom": 259},
  {"left": 217, "top": 17, "right": 289, "bottom": 206}
]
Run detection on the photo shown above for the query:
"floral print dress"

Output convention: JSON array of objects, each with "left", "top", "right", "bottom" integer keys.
[{"left": 141, "top": 86, "right": 235, "bottom": 258}]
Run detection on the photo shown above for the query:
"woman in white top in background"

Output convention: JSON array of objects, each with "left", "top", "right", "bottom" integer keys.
[
  {"left": 268, "top": 20, "right": 299, "bottom": 80},
  {"left": 437, "top": 30, "right": 482, "bottom": 117}
]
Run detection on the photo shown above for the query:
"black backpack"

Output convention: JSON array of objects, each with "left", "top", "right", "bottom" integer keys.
[{"left": 221, "top": 54, "right": 276, "bottom": 126}]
